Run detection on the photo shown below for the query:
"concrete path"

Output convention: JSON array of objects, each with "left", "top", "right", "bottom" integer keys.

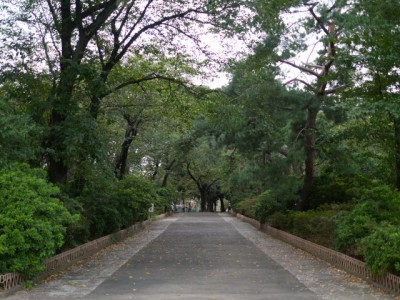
[{"left": 9, "top": 213, "right": 397, "bottom": 300}]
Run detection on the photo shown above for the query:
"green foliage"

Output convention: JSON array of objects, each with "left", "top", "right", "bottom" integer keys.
[
  {"left": 336, "top": 184, "right": 400, "bottom": 274},
  {"left": 156, "top": 187, "right": 178, "bottom": 213},
  {"left": 268, "top": 203, "right": 354, "bottom": 248},
  {"left": 256, "top": 176, "right": 302, "bottom": 223},
  {"left": 118, "top": 175, "right": 162, "bottom": 219},
  {"left": 290, "top": 210, "right": 337, "bottom": 248},
  {"left": 78, "top": 174, "right": 162, "bottom": 241},
  {"left": 0, "top": 164, "right": 75, "bottom": 276},
  {"left": 358, "top": 223, "right": 400, "bottom": 275},
  {"left": 0, "top": 96, "right": 42, "bottom": 167},
  {"left": 266, "top": 211, "right": 293, "bottom": 231},
  {"left": 226, "top": 162, "right": 267, "bottom": 206},
  {"left": 235, "top": 196, "right": 260, "bottom": 220},
  {"left": 307, "top": 174, "right": 380, "bottom": 209},
  {"left": 255, "top": 190, "right": 282, "bottom": 223},
  {"left": 233, "top": 175, "right": 302, "bottom": 223},
  {"left": 307, "top": 174, "right": 350, "bottom": 209}
]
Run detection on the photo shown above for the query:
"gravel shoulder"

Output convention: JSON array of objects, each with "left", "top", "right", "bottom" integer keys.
[
  {"left": 7, "top": 217, "right": 177, "bottom": 299},
  {"left": 223, "top": 214, "right": 398, "bottom": 300}
]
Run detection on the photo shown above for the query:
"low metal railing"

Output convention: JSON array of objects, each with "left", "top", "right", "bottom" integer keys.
[
  {"left": 235, "top": 213, "right": 400, "bottom": 295},
  {"left": 0, "top": 213, "right": 170, "bottom": 294}
]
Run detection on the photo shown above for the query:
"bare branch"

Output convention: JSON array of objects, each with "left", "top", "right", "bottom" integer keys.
[
  {"left": 114, "top": 2, "right": 132, "bottom": 37},
  {"left": 279, "top": 60, "right": 321, "bottom": 77},
  {"left": 187, "top": 163, "right": 202, "bottom": 189},
  {"left": 307, "top": 3, "right": 330, "bottom": 35},
  {"left": 323, "top": 84, "right": 351, "bottom": 95},
  {"left": 73, "top": 0, "right": 120, "bottom": 61},
  {"left": 113, "top": 8, "right": 202, "bottom": 67},
  {"left": 45, "top": 0, "right": 60, "bottom": 29},
  {"left": 120, "top": 0, "right": 155, "bottom": 46},
  {"left": 284, "top": 78, "right": 314, "bottom": 89},
  {"left": 81, "top": 0, "right": 116, "bottom": 19},
  {"left": 101, "top": 73, "right": 197, "bottom": 98},
  {"left": 303, "top": 63, "right": 324, "bottom": 69}
]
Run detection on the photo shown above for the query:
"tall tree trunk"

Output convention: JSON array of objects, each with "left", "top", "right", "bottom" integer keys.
[
  {"left": 161, "top": 159, "right": 176, "bottom": 187},
  {"left": 114, "top": 114, "right": 141, "bottom": 180},
  {"left": 47, "top": 70, "right": 77, "bottom": 184},
  {"left": 220, "top": 197, "right": 225, "bottom": 212},
  {"left": 394, "top": 118, "right": 400, "bottom": 190},
  {"left": 47, "top": 0, "right": 76, "bottom": 184},
  {"left": 200, "top": 187, "right": 207, "bottom": 212},
  {"left": 207, "top": 191, "right": 213, "bottom": 212},
  {"left": 298, "top": 105, "right": 318, "bottom": 211}
]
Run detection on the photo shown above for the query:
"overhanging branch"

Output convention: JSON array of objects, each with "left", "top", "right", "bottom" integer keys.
[
  {"left": 284, "top": 78, "right": 314, "bottom": 89},
  {"left": 279, "top": 60, "right": 321, "bottom": 78}
]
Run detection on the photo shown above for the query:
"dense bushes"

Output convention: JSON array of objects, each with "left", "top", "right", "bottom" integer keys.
[
  {"left": 69, "top": 174, "right": 170, "bottom": 244},
  {"left": 233, "top": 175, "right": 301, "bottom": 223},
  {"left": 0, "top": 162, "right": 174, "bottom": 276},
  {"left": 267, "top": 204, "right": 348, "bottom": 248},
  {"left": 336, "top": 185, "right": 400, "bottom": 274},
  {"left": 256, "top": 176, "right": 302, "bottom": 223},
  {"left": 235, "top": 172, "right": 400, "bottom": 276},
  {"left": 0, "top": 164, "right": 76, "bottom": 276},
  {"left": 235, "top": 196, "right": 259, "bottom": 219},
  {"left": 307, "top": 174, "right": 377, "bottom": 209},
  {"left": 358, "top": 223, "right": 400, "bottom": 275}
]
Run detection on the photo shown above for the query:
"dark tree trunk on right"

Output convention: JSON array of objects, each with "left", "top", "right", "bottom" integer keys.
[
  {"left": 297, "top": 105, "right": 318, "bottom": 211},
  {"left": 394, "top": 118, "right": 400, "bottom": 190},
  {"left": 115, "top": 114, "right": 141, "bottom": 180}
]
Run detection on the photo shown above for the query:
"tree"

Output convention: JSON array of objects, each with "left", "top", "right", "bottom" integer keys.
[
  {"left": 339, "top": 0, "right": 400, "bottom": 188},
  {"left": 252, "top": 1, "right": 353, "bottom": 210},
  {"left": 184, "top": 135, "right": 222, "bottom": 212},
  {"left": 1, "top": 0, "right": 252, "bottom": 184}
]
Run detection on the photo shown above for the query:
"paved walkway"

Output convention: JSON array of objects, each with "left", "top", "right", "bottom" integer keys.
[{"left": 9, "top": 213, "right": 398, "bottom": 300}]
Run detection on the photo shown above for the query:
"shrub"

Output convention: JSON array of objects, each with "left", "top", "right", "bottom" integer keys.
[
  {"left": 117, "top": 175, "right": 161, "bottom": 221},
  {"left": 336, "top": 184, "right": 400, "bottom": 274},
  {"left": 157, "top": 187, "right": 178, "bottom": 213},
  {"left": 290, "top": 210, "right": 337, "bottom": 248},
  {"left": 255, "top": 190, "right": 283, "bottom": 223},
  {"left": 358, "top": 223, "right": 400, "bottom": 275},
  {"left": 267, "top": 211, "right": 293, "bottom": 231},
  {"left": 78, "top": 175, "right": 121, "bottom": 239},
  {"left": 58, "top": 194, "right": 89, "bottom": 250},
  {"left": 235, "top": 196, "right": 259, "bottom": 219},
  {"left": 79, "top": 174, "right": 160, "bottom": 240},
  {"left": 0, "top": 164, "right": 75, "bottom": 276},
  {"left": 256, "top": 176, "right": 301, "bottom": 223},
  {"left": 268, "top": 203, "right": 351, "bottom": 248},
  {"left": 307, "top": 174, "right": 379, "bottom": 210},
  {"left": 307, "top": 174, "right": 350, "bottom": 209},
  {"left": 336, "top": 185, "right": 400, "bottom": 252}
]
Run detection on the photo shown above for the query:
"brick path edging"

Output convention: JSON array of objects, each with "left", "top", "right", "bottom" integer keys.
[
  {"left": 0, "top": 212, "right": 172, "bottom": 297},
  {"left": 233, "top": 212, "right": 400, "bottom": 295}
]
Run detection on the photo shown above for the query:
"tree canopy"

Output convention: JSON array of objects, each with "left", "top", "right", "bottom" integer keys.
[{"left": 1, "top": 0, "right": 400, "bottom": 277}]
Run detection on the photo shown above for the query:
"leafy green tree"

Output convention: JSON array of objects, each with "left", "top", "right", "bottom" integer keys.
[
  {"left": 247, "top": 0, "right": 357, "bottom": 209},
  {"left": 338, "top": 0, "right": 400, "bottom": 188},
  {"left": 1, "top": 0, "right": 253, "bottom": 184},
  {"left": 0, "top": 96, "right": 42, "bottom": 167},
  {"left": 185, "top": 135, "right": 222, "bottom": 212},
  {"left": 209, "top": 48, "right": 308, "bottom": 212}
]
